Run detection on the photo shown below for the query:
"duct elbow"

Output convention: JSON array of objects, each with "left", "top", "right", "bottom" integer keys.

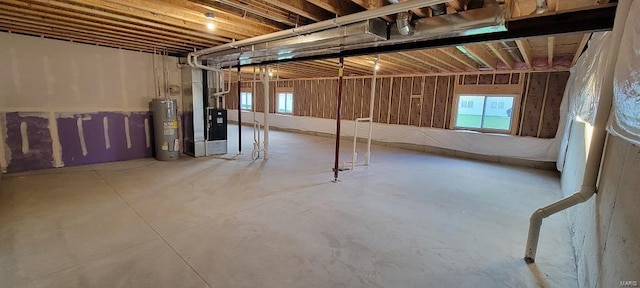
[
  {"left": 535, "top": 0, "right": 548, "bottom": 14},
  {"left": 396, "top": 11, "right": 413, "bottom": 35},
  {"left": 429, "top": 4, "right": 447, "bottom": 16}
]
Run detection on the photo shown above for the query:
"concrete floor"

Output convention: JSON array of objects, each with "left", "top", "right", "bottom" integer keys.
[{"left": 0, "top": 125, "right": 578, "bottom": 288}]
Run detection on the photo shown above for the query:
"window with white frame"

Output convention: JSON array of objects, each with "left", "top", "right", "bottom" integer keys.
[
  {"left": 454, "top": 94, "right": 515, "bottom": 132},
  {"left": 277, "top": 92, "right": 294, "bottom": 114},
  {"left": 240, "top": 91, "right": 252, "bottom": 110}
]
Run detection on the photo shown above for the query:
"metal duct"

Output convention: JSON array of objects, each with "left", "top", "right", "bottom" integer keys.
[
  {"left": 430, "top": 4, "right": 448, "bottom": 16},
  {"left": 535, "top": 0, "right": 548, "bottom": 14},
  {"left": 396, "top": 11, "right": 413, "bottom": 35},
  {"left": 201, "top": 19, "right": 387, "bottom": 66},
  {"left": 502, "top": 41, "right": 524, "bottom": 62},
  {"left": 388, "top": 3, "right": 506, "bottom": 43},
  {"left": 194, "top": 1, "right": 506, "bottom": 67}
]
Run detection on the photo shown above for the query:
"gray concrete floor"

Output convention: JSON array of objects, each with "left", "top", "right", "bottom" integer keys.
[{"left": 0, "top": 125, "right": 578, "bottom": 288}]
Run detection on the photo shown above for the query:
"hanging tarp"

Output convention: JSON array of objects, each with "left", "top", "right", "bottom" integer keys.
[{"left": 608, "top": 0, "right": 640, "bottom": 145}]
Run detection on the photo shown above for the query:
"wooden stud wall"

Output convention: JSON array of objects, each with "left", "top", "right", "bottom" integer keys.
[{"left": 227, "top": 71, "right": 569, "bottom": 139}]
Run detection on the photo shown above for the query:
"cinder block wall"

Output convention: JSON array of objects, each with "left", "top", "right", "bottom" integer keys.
[{"left": 0, "top": 33, "right": 181, "bottom": 173}]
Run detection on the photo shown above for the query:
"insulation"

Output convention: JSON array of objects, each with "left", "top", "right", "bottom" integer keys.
[
  {"left": 354, "top": 78, "right": 365, "bottom": 119},
  {"left": 494, "top": 73, "right": 511, "bottom": 84},
  {"left": 433, "top": 76, "right": 449, "bottom": 128},
  {"left": 373, "top": 78, "right": 382, "bottom": 123},
  {"left": 511, "top": 73, "right": 520, "bottom": 84},
  {"left": 422, "top": 76, "right": 436, "bottom": 128},
  {"left": 539, "top": 72, "right": 570, "bottom": 138},
  {"left": 389, "top": 78, "right": 403, "bottom": 124},
  {"left": 231, "top": 71, "right": 567, "bottom": 139},
  {"left": 609, "top": 0, "right": 640, "bottom": 145},
  {"left": 478, "top": 74, "right": 493, "bottom": 84},
  {"left": 568, "top": 32, "right": 611, "bottom": 124},
  {"left": 399, "top": 77, "right": 413, "bottom": 125},
  {"left": 362, "top": 78, "right": 372, "bottom": 119},
  {"left": 463, "top": 74, "right": 478, "bottom": 85},
  {"left": 521, "top": 72, "right": 548, "bottom": 137},
  {"left": 344, "top": 79, "right": 355, "bottom": 120},
  {"left": 379, "top": 78, "right": 392, "bottom": 124}
]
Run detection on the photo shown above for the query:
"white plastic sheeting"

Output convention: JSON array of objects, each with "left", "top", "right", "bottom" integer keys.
[
  {"left": 608, "top": 0, "right": 640, "bottom": 145},
  {"left": 229, "top": 110, "right": 559, "bottom": 162},
  {"left": 568, "top": 32, "right": 612, "bottom": 125}
]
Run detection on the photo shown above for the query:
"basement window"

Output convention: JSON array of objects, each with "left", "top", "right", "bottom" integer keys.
[
  {"left": 453, "top": 95, "right": 515, "bottom": 132},
  {"left": 240, "top": 92, "right": 252, "bottom": 111},
  {"left": 277, "top": 92, "right": 294, "bottom": 114}
]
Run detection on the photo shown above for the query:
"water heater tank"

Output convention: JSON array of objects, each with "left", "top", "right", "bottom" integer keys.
[{"left": 151, "top": 98, "right": 179, "bottom": 161}]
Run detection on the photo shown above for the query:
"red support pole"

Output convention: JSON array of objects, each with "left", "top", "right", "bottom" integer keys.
[{"left": 333, "top": 57, "right": 344, "bottom": 182}]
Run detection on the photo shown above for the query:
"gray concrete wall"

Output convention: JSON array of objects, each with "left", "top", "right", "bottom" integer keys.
[{"left": 560, "top": 120, "right": 640, "bottom": 288}]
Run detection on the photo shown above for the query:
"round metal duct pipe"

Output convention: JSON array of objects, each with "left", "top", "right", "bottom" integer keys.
[{"left": 396, "top": 11, "right": 413, "bottom": 35}]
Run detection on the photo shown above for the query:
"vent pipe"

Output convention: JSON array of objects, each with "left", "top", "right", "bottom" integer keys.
[
  {"left": 430, "top": 4, "right": 448, "bottom": 16},
  {"left": 534, "top": 0, "right": 548, "bottom": 14},
  {"left": 396, "top": 11, "right": 413, "bottom": 35}
]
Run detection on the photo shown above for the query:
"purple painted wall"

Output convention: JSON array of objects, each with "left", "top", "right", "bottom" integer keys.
[
  {"left": 5, "top": 112, "right": 54, "bottom": 173},
  {"left": 3, "top": 111, "right": 152, "bottom": 173}
]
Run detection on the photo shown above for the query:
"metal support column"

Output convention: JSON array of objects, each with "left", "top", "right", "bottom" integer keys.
[{"left": 333, "top": 57, "right": 344, "bottom": 182}]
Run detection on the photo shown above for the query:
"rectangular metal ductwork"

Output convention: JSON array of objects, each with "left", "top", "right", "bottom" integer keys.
[
  {"left": 388, "top": 2, "right": 506, "bottom": 43},
  {"left": 201, "top": 19, "right": 388, "bottom": 66},
  {"left": 198, "top": 3, "right": 506, "bottom": 67}
]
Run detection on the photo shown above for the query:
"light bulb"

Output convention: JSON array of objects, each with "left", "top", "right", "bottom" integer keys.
[
  {"left": 374, "top": 63, "right": 380, "bottom": 71},
  {"left": 206, "top": 22, "right": 215, "bottom": 30}
]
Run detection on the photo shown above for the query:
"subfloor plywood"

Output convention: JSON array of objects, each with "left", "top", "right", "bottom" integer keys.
[{"left": 0, "top": 125, "right": 578, "bottom": 288}]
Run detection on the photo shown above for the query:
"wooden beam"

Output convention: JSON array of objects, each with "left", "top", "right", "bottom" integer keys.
[
  {"left": 104, "top": 0, "right": 280, "bottom": 36},
  {"left": 268, "top": 0, "right": 334, "bottom": 21},
  {"left": 0, "top": 8, "right": 215, "bottom": 51},
  {"left": 515, "top": 39, "right": 533, "bottom": 69},
  {"left": 172, "top": 0, "right": 290, "bottom": 30},
  {"left": 486, "top": 42, "right": 515, "bottom": 69},
  {"left": 572, "top": 33, "right": 590, "bottom": 65},
  {"left": 0, "top": 14, "right": 190, "bottom": 51},
  {"left": 417, "top": 50, "right": 467, "bottom": 71},
  {"left": 0, "top": 1, "right": 221, "bottom": 47},
  {"left": 68, "top": 0, "right": 255, "bottom": 39},
  {"left": 400, "top": 51, "right": 450, "bottom": 72},
  {"left": 547, "top": 37, "right": 555, "bottom": 67},
  {"left": 15, "top": 0, "right": 231, "bottom": 42},
  {"left": 306, "top": 0, "right": 363, "bottom": 16},
  {"left": 0, "top": 23, "right": 182, "bottom": 53},
  {"left": 439, "top": 47, "right": 478, "bottom": 70},
  {"left": 189, "top": 0, "right": 299, "bottom": 27},
  {"left": 462, "top": 44, "right": 498, "bottom": 70},
  {"left": 350, "top": 0, "right": 394, "bottom": 22}
]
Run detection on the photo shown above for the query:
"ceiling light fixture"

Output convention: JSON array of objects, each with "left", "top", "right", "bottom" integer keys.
[{"left": 204, "top": 12, "right": 215, "bottom": 30}]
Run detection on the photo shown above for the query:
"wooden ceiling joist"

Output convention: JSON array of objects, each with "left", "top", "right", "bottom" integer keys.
[
  {"left": 167, "top": 0, "right": 290, "bottom": 30},
  {"left": 460, "top": 44, "right": 498, "bottom": 70},
  {"left": 0, "top": 2, "right": 220, "bottom": 48},
  {"left": 100, "top": 0, "right": 280, "bottom": 37},
  {"left": 0, "top": 16, "right": 186, "bottom": 51},
  {"left": 486, "top": 42, "right": 515, "bottom": 69},
  {"left": 399, "top": 51, "right": 449, "bottom": 72},
  {"left": 3, "top": 0, "right": 229, "bottom": 45},
  {"left": 268, "top": 0, "right": 334, "bottom": 22},
  {"left": 306, "top": 0, "right": 364, "bottom": 16},
  {"left": 515, "top": 39, "right": 533, "bottom": 69},
  {"left": 439, "top": 47, "right": 478, "bottom": 70},
  {"left": 63, "top": 0, "right": 250, "bottom": 40},
  {"left": 572, "top": 33, "right": 590, "bottom": 65}
]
